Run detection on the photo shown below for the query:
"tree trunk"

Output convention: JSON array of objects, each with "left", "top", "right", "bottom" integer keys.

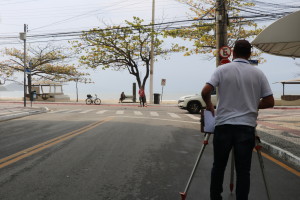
[{"left": 141, "top": 60, "right": 150, "bottom": 90}]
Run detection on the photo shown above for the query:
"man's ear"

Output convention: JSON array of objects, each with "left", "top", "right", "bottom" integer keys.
[
  {"left": 246, "top": 52, "right": 251, "bottom": 60},
  {"left": 232, "top": 51, "right": 236, "bottom": 59}
]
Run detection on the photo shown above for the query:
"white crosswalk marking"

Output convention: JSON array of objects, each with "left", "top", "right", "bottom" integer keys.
[
  {"left": 134, "top": 111, "right": 143, "bottom": 115},
  {"left": 48, "top": 109, "right": 198, "bottom": 121},
  {"left": 96, "top": 110, "right": 108, "bottom": 114},
  {"left": 64, "top": 109, "right": 83, "bottom": 113},
  {"left": 116, "top": 110, "right": 124, "bottom": 115},
  {"left": 168, "top": 113, "right": 181, "bottom": 118},
  {"left": 185, "top": 114, "right": 200, "bottom": 120},
  {"left": 150, "top": 111, "right": 159, "bottom": 117},
  {"left": 50, "top": 109, "right": 69, "bottom": 113},
  {"left": 79, "top": 109, "right": 95, "bottom": 114}
]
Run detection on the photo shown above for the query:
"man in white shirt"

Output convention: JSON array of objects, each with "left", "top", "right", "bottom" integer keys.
[{"left": 201, "top": 40, "right": 274, "bottom": 200}]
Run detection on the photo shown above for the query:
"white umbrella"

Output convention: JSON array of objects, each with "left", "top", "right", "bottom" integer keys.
[{"left": 252, "top": 10, "right": 300, "bottom": 58}]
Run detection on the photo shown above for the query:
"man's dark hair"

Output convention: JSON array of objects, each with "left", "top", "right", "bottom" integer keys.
[{"left": 233, "top": 40, "right": 252, "bottom": 58}]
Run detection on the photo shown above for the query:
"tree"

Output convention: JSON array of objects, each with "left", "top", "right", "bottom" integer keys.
[
  {"left": 164, "top": 0, "right": 263, "bottom": 58},
  {"left": 72, "top": 17, "right": 184, "bottom": 90},
  {"left": 0, "top": 45, "right": 90, "bottom": 84},
  {"left": 0, "top": 63, "right": 14, "bottom": 83}
]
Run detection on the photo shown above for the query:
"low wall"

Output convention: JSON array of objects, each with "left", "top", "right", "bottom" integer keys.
[
  {"left": 281, "top": 95, "right": 300, "bottom": 101},
  {"left": 275, "top": 99, "right": 300, "bottom": 106}
]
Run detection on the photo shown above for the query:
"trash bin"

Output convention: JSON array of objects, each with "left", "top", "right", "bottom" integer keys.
[
  {"left": 30, "top": 91, "right": 37, "bottom": 101},
  {"left": 154, "top": 93, "right": 160, "bottom": 104}
]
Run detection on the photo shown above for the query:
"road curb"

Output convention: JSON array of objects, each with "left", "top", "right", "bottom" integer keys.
[
  {"left": 273, "top": 107, "right": 300, "bottom": 110},
  {"left": 0, "top": 101, "right": 177, "bottom": 107},
  {"left": 261, "top": 139, "right": 300, "bottom": 170},
  {"left": 0, "top": 107, "right": 49, "bottom": 122}
]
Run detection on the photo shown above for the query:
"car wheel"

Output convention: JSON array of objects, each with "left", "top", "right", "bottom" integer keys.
[{"left": 187, "top": 102, "right": 201, "bottom": 114}]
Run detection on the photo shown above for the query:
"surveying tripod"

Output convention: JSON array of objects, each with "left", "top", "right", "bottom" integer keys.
[{"left": 179, "top": 109, "right": 272, "bottom": 200}]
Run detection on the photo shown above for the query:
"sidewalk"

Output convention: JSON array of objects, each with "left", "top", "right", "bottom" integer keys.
[
  {"left": 0, "top": 104, "right": 48, "bottom": 121},
  {"left": 257, "top": 107, "right": 300, "bottom": 170},
  {"left": 0, "top": 101, "right": 299, "bottom": 170}
]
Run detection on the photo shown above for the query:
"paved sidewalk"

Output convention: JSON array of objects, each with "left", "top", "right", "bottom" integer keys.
[
  {"left": 0, "top": 104, "right": 48, "bottom": 121},
  {"left": 0, "top": 102, "right": 299, "bottom": 170},
  {"left": 257, "top": 107, "right": 300, "bottom": 170}
]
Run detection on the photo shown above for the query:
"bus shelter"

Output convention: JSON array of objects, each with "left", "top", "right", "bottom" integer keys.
[
  {"left": 276, "top": 79, "right": 300, "bottom": 101},
  {"left": 26, "top": 81, "right": 70, "bottom": 102}
]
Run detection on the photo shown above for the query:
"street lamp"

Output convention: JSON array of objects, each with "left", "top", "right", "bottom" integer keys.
[
  {"left": 28, "top": 60, "right": 33, "bottom": 94},
  {"left": 149, "top": 0, "right": 155, "bottom": 104}
]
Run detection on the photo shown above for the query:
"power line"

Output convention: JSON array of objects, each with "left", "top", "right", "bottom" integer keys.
[
  {"left": 245, "top": 0, "right": 300, "bottom": 8},
  {"left": 0, "top": 11, "right": 293, "bottom": 44},
  {"left": 1, "top": 0, "right": 298, "bottom": 35},
  {"left": 0, "top": 17, "right": 214, "bottom": 40},
  {"left": 29, "top": 0, "right": 149, "bottom": 31},
  {"left": 0, "top": 2, "right": 298, "bottom": 46},
  {"left": 0, "top": 0, "right": 40, "bottom": 6},
  {"left": 0, "top": 0, "right": 190, "bottom": 33}
]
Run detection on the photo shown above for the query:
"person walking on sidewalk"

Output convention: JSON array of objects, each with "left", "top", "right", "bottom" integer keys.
[
  {"left": 139, "top": 86, "right": 146, "bottom": 107},
  {"left": 201, "top": 40, "right": 274, "bottom": 200}
]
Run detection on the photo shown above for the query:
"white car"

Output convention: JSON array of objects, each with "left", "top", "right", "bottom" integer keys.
[{"left": 178, "top": 92, "right": 217, "bottom": 114}]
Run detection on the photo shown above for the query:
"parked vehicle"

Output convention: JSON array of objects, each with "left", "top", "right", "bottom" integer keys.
[
  {"left": 178, "top": 91, "right": 217, "bottom": 114},
  {"left": 86, "top": 94, "right": 101, "bottom": 105}
]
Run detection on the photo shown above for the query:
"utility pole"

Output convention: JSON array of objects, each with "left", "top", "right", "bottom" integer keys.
[
  {"left": 215, "top": 0, "right": 228, "bottom": 67},
  {"left": 149, "top": 0, "right": 155, "bottom": 104},
  {"left": 75, "top": 77, "right": 79, "bottom": 102},
  {"left": 28, "top": 60, "right": 32, "bottom": 101},
  {"left": 20, "top": 24, "right": 28, "bottom": 107}
]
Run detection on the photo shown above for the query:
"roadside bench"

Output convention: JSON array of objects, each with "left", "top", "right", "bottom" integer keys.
[
  {"left": 122, "top": 95, "right": 136, "bottom": 103},
  {"left": 120, "top": 83, "right": 137, "bottom": 103}
]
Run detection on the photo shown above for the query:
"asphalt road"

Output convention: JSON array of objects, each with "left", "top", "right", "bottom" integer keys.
[{"left": 0, "top": 104, "right": 299, "bottom": 200}]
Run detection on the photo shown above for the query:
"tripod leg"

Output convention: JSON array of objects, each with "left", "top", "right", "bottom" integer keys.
[
  {"left": 255, "top": 135, "right": 272, "bottom": 200},
  {"left": 179, "top": 133, "right": 211, "bottom": 200},
  {"left": 229, "top": 149, "right": 235, "bottom": 193}
]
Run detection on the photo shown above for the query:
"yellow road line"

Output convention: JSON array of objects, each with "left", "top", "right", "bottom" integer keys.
[
  {"left": 254, "top": 149, "right": 300, "bottom": 177},
  {"left": 260, "top": 151, "right": 300, "bottom": 177},
  {"left": 0, "top": 117, "right": 113, "bottom": 169}
]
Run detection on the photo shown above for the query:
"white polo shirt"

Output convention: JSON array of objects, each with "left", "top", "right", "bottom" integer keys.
[{"left": 207, "top": 58, "right": 273, "bottom": 127}]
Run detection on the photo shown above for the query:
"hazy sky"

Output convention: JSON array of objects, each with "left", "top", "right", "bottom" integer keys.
[{"left": 0, "top": 0, "right": 299, "bottom": 100}]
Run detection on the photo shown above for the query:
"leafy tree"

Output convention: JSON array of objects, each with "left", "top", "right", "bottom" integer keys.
[
  {"left": 0, "top": 63, "right": 14, "bottom": 83},
  {"left": 72, "top": 17, "right": 184, "bottom": 90},
  {"left": 0, "top": 45, "right": 90, "bottom": 84},
  {"left": 165, "top": 0, "right": 263, "bottom": 58}
]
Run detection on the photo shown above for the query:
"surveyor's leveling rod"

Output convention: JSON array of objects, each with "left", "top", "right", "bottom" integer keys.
[
  {"left": 179, "top": 133, "right": 211, "bottom": 200},
  {"left": 255, "top": 134, "right": 272, "bottom": 200}
]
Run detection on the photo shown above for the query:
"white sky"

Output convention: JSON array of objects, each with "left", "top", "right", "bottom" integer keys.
[{"left": 0, "top": 0, "right": 299, "bottom": 100}]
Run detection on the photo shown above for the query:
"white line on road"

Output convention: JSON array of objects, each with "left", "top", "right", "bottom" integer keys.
[
  {"left": 116, "top": 110, "right": 124, "bottom": 115},
  {"left": 49, "top": 109, "right": 69, "bottom": 113},
  {"left": 185, "top": 114, "right": 200, "bottom": 120},
  {"left": 168, "top": 112, "right": 181, "bottom": 118},
  {"left": 150, "top": 111, "right": 159, "bottom": 117},
  {"left": 114, "top": 115, "right": 199, "bottom": 124},
  {"left": 64, "top": 109, "right": 82, "bottom": 113},
  {"left": 79, "top": 109, "right": 96, "bottom": 114},
  {"left": 134, "top": 111, "right": 143, "bottom": 115},
  {"left": 96, "top": 110, "right": 108, "bottom": 114}
]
